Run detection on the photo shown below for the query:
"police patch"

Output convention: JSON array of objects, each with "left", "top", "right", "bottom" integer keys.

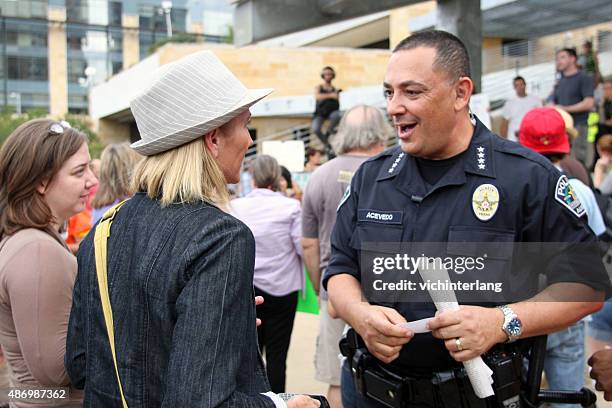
[
  {"left": 337, "top": 185, "right": 350, "bottom": 211},
  {"left": 555, "top": 175, "right": 585, "bottom": 218}
]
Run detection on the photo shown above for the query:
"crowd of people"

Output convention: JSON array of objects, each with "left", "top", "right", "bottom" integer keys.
[{"left": 0, "top": 30, "right": 612, "bottom": 408}]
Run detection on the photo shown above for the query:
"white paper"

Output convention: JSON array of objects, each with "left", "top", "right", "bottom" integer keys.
[
  {"left": 398, "top": 317, "right": 432, "bottom": 334},
  {"left": 417, "top": 257, "right": 495, "bottom": 398}
]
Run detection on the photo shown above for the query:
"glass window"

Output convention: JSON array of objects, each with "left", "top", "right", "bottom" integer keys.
[
  {"left": 0, "top": 1, "right": 46, "bottom": 18},
  {"left": 5, "top": 23, "right": 47, "bottom": 48},
  {"left": 111, "top": 60, "right": 122, "bottom": 76},
  {"left": 68, "top": 95, "right": 88, "bottom": 105},
  {"left": 7, "top": 56, "right": 48, "bottom": 81},
  {"left": 67, "top": 59, "right": 87, "bottom": 83},
  {"left": 109, "top": 1, "right": 122, "bottom": 26},
  {"left": 66, "top": 0, "right": 109, "bottom": 25},
  {"left": 171, "top": 9, "right": 188, "bottom": 33}
]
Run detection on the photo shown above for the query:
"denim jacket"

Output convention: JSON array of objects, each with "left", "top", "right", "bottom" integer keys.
[{"left": 66, "top": 193, "right": 275, "bottom": 407}]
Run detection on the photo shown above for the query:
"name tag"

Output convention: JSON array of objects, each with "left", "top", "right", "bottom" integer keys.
[{"left": 358, "top": 209, "right": 403, "bottom": 225}]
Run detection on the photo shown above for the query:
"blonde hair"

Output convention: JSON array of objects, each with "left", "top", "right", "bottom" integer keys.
[
  {"left": 91, "top": 143, "right": 141, "bottom": 209},
  {"left": 132, "top": 137, "right": 229, "bottom": 207}
]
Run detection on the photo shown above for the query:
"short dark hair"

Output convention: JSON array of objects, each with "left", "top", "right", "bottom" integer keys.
[
  {"left": 280, "top": 165, "right": 293, "bottom": 189},
  {"left": 557, "top": 48, "right": 577, "bottom": 60},
  {"left": 305, "top": 147, "right": 323, "bottom": 159},
  {"left": 513, "top": 76, "right": 526, "bottom": 84},
  {"left": 393, "top": 30, "right": 471, "bottom": 80}
]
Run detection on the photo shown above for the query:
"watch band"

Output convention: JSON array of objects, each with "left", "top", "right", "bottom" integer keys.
[{"left": 499, "top": 304, "right": 521, "bottom": 343}]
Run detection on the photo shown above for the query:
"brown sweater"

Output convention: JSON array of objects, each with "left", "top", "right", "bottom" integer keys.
[{"left": 0, "top": 229, "right": 82, "bottom": 407}]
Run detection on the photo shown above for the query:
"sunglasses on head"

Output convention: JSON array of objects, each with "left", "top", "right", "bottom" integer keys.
[{"left": 49, "top": 120, "right": 72, "bottom": 135}]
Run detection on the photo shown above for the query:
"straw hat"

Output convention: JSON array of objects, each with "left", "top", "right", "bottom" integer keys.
[
  {"left": 130, "top": 51, "right": 273, "bottom": 156},
  {"left": 553, "top": 107, "right": 579, "bottom": 142}
]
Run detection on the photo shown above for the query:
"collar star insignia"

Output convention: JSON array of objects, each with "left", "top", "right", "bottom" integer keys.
[
  {"left": 388, "top": 152, "right": 405, "bottom": 173},
  {"left": 478, "top": 158, "right": 485, "bottom": 164},
  {"left": 477, "top": 146, "right": 485, "bottom": 153},
  {"left": 478, "top": 164, "right": 486, "bottom": 170}
]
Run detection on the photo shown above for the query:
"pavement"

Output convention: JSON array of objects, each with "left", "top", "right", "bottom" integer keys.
[{"left": 285, "top": 311, "right": 612, "bottom": 407}]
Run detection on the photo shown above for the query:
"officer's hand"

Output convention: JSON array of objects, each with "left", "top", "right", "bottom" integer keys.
[
  {"left": 354, "top": 304, "right": 414, "bottom": 364},
  {"left": 428, "top": 306, "right": 506, "bottom": 362},
  {"left": 589, "top": 349, "right": 612, "bottom": 401},
  {"left": 287, "top": 395, "right": 321, "bottom": 408}
]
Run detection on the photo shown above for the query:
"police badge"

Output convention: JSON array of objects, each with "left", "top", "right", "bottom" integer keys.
[{"left": 472, "top": 184, "right": 500, "bottom": 222}]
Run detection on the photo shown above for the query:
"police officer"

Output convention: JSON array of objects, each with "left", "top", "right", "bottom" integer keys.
[{"left": 324, "top": 30, "right": 610, "bottom": 408}]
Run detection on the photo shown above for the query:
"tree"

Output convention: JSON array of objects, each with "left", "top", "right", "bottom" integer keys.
[{"left": 0, "top": 109, "right": 104, "bottom": 159}]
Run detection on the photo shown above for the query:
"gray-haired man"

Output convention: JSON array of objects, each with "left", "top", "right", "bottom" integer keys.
[{"left": 301, "top": 105, "right": 390, "bottom": 408}]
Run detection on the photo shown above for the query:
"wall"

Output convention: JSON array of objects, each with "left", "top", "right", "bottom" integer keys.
[
  {"left": 98, "top": 118, "right": 131, "bottom": 144},
  {"left": 388, "top": 1, "right": 435, "bottom": 49},
  {"left": 157, "top": 43, "right": 391, "bottom": 98}
]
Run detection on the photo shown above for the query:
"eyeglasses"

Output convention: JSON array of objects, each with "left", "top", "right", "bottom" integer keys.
[{"left": 48, "top": 120, "right": 72, "bottom": 135}]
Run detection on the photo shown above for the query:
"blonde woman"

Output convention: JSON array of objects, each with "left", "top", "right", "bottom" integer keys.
[
  {"left": 91, "top": 143, "right": 141, "bottom": 224},
  {"left": 65, "top": 51, "right": 319, "bottom": 408}
]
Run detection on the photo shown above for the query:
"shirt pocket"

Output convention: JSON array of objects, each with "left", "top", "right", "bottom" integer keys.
[
  {"left": 447, "top": 226, "right": 515, "bottom": 259},
  {"left": 445, "top": 226, "right": 516, "bottom": 303},
  {"left": 350, "top": 223, "right": 405, "bottom": 305},
  {"left": 352, "top": 222, "right": 404, "bottom": 254}
]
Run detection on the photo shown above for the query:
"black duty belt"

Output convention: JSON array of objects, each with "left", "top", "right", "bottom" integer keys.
[
  {"left": 351, "top": 348, "right": 488, "bottom": 408},
  {"left": 340, "top": 329, "right": 504, "bottom": 408}
]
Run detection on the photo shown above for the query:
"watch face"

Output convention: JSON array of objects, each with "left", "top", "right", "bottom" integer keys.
[{"left": 508, "top": 319, "right": 522, "bottom": 336}]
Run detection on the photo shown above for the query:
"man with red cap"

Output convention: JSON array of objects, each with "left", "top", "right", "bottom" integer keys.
[{"left": 520, "top": 107, "right": 605, "bottom": 408}]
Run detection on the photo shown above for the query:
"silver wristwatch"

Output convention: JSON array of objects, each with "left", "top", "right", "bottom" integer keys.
[{"left": 498, "top": 305, "right": 522, "bottom": 343}]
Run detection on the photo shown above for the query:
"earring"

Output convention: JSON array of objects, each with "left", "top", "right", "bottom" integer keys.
[{"left": 469, "top": 109, "right": 476, "bottom": 126}]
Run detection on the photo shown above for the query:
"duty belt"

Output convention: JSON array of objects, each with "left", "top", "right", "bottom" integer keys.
[{"left": 340, "top": 329, "right": 492, "bottom": 408}]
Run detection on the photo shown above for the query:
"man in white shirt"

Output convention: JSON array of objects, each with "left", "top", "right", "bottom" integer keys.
[{"left": 501, "top": 76, "right": 542, "bottom": 142}]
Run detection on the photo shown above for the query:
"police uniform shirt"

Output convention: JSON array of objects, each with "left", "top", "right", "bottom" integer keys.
[{"left": 323, "top": 118, "right": 611, "bottom": 375}]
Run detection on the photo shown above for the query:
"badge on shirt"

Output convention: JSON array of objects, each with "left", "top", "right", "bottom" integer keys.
[
  {"left": 472, "top": 184, "right": 500, "bottom": 222},
  {"left": 337, "top": 170, "right": 354, "bottom": 184},
  {"left": 555, "top": 175, "right": 585, "bottom": 218}
]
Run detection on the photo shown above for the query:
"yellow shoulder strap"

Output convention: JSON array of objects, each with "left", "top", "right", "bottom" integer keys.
[{"left": 93, "top": 200, "right": 129, "bottom": 408}]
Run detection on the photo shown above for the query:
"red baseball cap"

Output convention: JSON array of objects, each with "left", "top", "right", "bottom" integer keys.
[{"left": 519, "top": 107, "right": 570, "bottom": 155}]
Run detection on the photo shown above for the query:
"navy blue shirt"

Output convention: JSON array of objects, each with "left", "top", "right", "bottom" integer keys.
[{"left": 324, "top": 119, "right": 610, "bottom": 375}]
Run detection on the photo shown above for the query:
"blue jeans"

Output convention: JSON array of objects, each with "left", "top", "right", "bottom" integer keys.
[
  {"left": 544, "top": 321, "right": 585, "bottom": 408},
  {"left": 312, "top": 111, "right": 342, "bottom": 146},
  {"left": 588, "top": 301, "right": 612, "bottom": 341}
]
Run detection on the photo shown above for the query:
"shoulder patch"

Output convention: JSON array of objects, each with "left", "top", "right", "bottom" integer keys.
[
  {"left": 555, "top": 175, "right": 585, "bottom": 218},
  {"left": 337, "top": 185, "right": 350, "bottom": 212}
]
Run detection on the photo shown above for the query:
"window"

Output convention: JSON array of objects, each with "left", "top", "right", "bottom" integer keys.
[
  {"left": 109, "top": 1, "right": 122, "bottom": 26},
  {"left": 502, "top": 39, "right": 529, "bottom": 57},
  {"left": 0, "top": 0, "right": 46, "bottom": 18},
  {"left": 67, "top": 59, "right": 87, "bottom": 83},
  {"left": 7, "top": 56, "right": 48, "bottom": 81},
  {"left": 6, "top": 28, "right": 47, "bottom": 48},
  {"left": 66, "top": 0, "right": 110, "bottom": 25}
]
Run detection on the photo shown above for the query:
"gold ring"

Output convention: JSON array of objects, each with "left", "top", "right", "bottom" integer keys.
[{"left": 455, "top": 338, "right": 464, "bottom": 351}]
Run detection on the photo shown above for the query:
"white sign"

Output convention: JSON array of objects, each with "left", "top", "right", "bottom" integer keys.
[{"left": 262, "top": 140, "right": 305, "bottom": 172}]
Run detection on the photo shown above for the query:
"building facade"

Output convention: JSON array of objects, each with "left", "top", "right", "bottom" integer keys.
[{"left": 0, "top": 0, "right": 231, "bottom": 116}]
